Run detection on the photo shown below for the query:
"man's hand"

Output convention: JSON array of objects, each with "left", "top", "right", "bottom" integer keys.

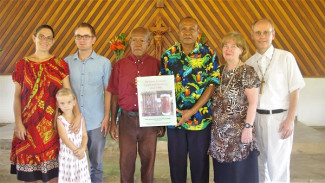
[
  {"left": 174, "top": 86, "right": 214, "bottom": 127},
  {"left": 110, "top": 122, "right": 119, "bottom": 141},
  {"left": 100, "top": 116, "right": 110, "bottom": 137},
  {"left": 69, "top": 114, "right": 81, "bottom": 134},
  {"left": 14, "top": 122, "right": 26, "bottom": 140},
  {"left": 157, "top": 126, "right": 166, "bottom": 137},
  {"left": 278, "top": 118, "right": 294, "bottom": 139},
  {"left": 175, "top": 109, "right": 193, "bottom": 127},
  {"left": 279, "top": 89, "right": 298, "bottom": 139}
]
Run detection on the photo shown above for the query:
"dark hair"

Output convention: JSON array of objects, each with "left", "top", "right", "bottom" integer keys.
[
  {"left": 34, "top": 24, "right": 55, "bottom": 38},
  {"left": 252, "top": 18, "right": 275, "bottom": 32},
  {"left": 75, "top": 22, "right": 96, "bottom": 36}
]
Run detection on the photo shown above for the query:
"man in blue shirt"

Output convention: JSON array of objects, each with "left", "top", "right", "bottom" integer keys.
[{"left": 65, "top": 23, "right": 111, "bottom": 183}]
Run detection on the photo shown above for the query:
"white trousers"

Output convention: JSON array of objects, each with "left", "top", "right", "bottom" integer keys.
[{"left": 255, "top": 111, "right": 293, "bottom": 183}]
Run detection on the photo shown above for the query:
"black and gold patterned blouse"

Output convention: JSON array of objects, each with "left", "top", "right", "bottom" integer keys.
[{"left": 208, "top": 64, "right": 260, "bottom": 163}]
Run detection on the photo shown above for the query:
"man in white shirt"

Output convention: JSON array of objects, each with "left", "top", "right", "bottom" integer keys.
[{"left": 246, "top": 18, "right": 305, "bottom": 183}]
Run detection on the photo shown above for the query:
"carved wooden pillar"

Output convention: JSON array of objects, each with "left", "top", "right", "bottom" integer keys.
[{"left": 149, "top": 16, "right": 170, "bottom": 59}]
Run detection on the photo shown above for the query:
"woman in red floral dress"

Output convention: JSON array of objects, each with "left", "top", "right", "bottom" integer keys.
[{"left": 10, "top": 25, "right": 79, "bottom": 182}]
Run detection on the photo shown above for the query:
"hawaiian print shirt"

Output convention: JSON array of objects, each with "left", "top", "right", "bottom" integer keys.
[{"left": 160, "top": 42, "right": 220, "bottom": 130}]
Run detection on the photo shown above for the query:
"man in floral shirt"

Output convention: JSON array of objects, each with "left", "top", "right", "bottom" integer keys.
[{"left": 160, "top": 17, "right": 220, "bottom": 183}]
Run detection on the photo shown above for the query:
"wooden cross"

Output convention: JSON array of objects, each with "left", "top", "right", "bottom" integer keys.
[{"left": 149, "top": 16, "right": 170, "bottom": 59}]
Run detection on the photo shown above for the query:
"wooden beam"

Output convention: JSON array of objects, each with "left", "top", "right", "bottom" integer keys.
[{"left": 157, "top": 0, "right": 164, "bottom": 8}]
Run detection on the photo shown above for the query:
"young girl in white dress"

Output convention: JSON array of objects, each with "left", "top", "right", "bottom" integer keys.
[{"left": 56, "top": 88, "right": 91, "bottom": 183}]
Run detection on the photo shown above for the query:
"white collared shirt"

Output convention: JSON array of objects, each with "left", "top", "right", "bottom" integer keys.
[{"left": 246, "top": 45, "right": 305, "bottom": 110}]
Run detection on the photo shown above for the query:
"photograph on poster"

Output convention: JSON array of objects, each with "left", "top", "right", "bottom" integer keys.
[
  {"left": 137, "top": 75, "right": 177, "bottom": 127},
  {"left": 141, "top": 90, "right": 173, "bottom": 117}
]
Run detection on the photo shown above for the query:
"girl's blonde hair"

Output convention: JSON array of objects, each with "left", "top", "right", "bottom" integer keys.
[
  {"left": 56, "top": 87, "right": 76, "bottom": 99},
  {"left": 54, "top": 88, "right": 76, "bottom": 127},
  {"left": 221, "top": 31, "right": 249, "bottom": 62}
]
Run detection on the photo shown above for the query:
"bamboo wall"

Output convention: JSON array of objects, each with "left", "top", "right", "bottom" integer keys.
[{"left": 0, "top": 0, "right": 324, "bottom": 77}]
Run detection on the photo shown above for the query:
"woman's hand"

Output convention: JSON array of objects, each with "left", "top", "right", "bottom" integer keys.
[
  {"left": 241, "top": 127, "right": 253, "bottom": 144},
  {"left": 14, "top": 122, "right": 26, "bottom": 140},
  {"left": 13, "top": 83, "right": 25, "bottom": 140}
]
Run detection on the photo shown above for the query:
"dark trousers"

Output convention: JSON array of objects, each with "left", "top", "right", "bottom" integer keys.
[
  {"left": 213, "top": 150, "right": 259, "bottom": 183},
  {"left": 167, "top": 124, "right": 211, "bottom": 183},
  {"left": 118, "top": 111, "right": 158, "bottom": 183}
]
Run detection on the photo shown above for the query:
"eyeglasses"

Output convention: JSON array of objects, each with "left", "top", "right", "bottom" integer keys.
[
  {"left": 37, "top": 34, "right": 53, "bottom": 41},
  {"left": 253, "top": 31, "right": 273, "bottom": 36},
  {"left": 75, "top": 34, "right": 94, "bottom": 40}
]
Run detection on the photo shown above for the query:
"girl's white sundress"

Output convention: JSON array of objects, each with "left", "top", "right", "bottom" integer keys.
[{"left": 58, "top": 115, "right": 91, "bottom": 183}]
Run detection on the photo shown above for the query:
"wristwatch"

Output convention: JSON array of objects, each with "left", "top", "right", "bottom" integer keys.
[{"left": 245, "top": 123, "right": 253, "bottom": 128}]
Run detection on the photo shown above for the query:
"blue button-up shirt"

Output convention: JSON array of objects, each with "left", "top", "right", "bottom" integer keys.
[{"left": 65, "top": 51, "right": 111, "bottom": 131}]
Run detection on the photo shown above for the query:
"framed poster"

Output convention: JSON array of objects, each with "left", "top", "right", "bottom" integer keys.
[{"left": 137, "top": 75, "right": 177, "bottom": 127}]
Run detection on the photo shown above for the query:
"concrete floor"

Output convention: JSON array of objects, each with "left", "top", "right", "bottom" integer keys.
[{"left": 0, "top": 122, "right": 325, "bottom": 183}]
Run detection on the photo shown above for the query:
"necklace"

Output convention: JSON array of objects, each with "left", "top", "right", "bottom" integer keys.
[
  {"left": 219, "top": 61, "right": 241, "bottom": 95},
  {"left": 257, "top": 49, "right": 275, "bottom": 94}
]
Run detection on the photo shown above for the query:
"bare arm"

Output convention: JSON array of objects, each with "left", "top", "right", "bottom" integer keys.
[
  {"left": 109, "top": 94, "right": 119, "bottom": 141},
  {"left": 57, "top": 118, "right": 78, "bottom": 151},
  {"left": 279, "top": 89, "right": 300, "bottom": 139},
  {"left": 244, "top": 87, "right": 259, "bottom": 126},
  {"left": 176, "top": 85, "right": 214, "bottom": 126},
  {"left": 74, "top": 117, "right": 88, "bottom": 159},
  {"left": 241, "top": 87, "right": 259, "bottom": 144},
  {"left": 80, "top": 116, "right": 88, "bottom": 151},
  {"left": 13, "top": 82, "right": 26, "bottom": 140},
  {"left": 100, "top": 90, "right": 111, "bottom": 137},
  {"left": 62, "top": 76, "right": 81, "bottom": 133}
]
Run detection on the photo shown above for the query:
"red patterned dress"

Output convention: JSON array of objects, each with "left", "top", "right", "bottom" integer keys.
[{"left": 10, "top": 57, "right": 69, "bottom": 182}]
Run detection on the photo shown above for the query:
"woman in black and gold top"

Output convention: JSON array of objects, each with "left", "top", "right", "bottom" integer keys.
[{"left": 208, "top": 31, "right": 260, "bottom": 183}]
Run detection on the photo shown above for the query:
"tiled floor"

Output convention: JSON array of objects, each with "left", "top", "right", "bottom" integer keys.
[{"left": 1, "top": 122, "right": 325, "bottom": 183}]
